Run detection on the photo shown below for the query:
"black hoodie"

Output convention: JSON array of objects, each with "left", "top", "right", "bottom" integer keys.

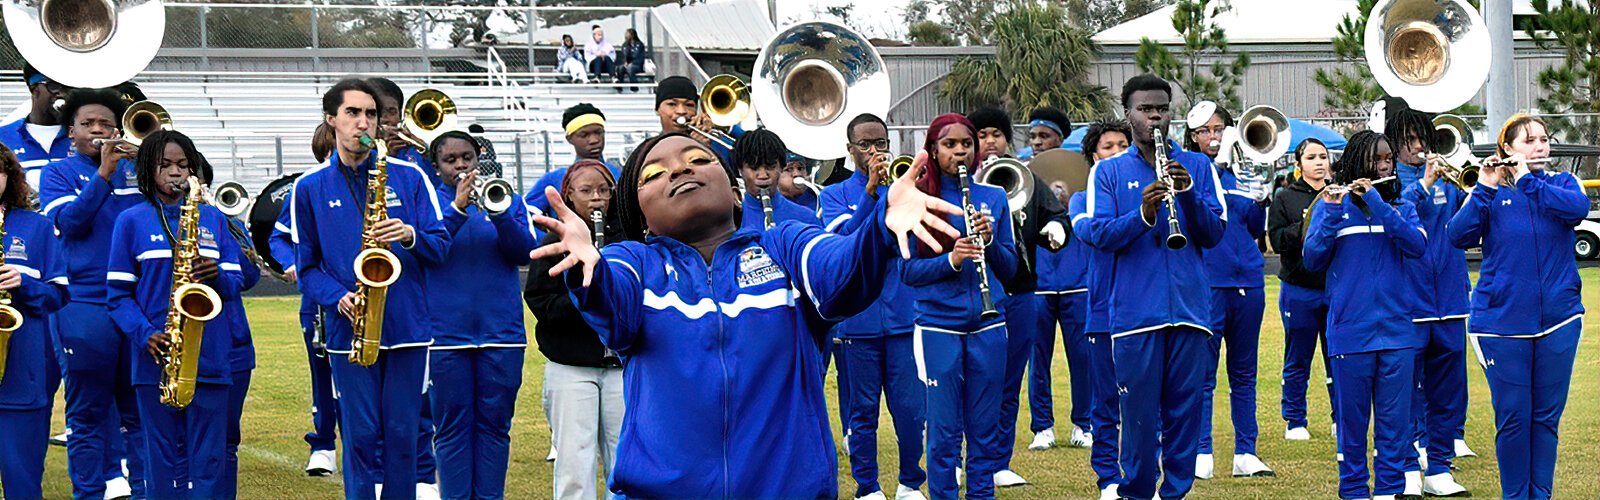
[
  {"left": 1267, "top": 178, "right": 1327, "bottom": 290},
  {"left": 524, "top": 218, "right": 625, "bottom": 368}
]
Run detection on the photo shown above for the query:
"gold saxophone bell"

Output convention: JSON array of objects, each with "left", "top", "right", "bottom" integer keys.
[
  {"left": 1364, "top": 0, "right": 1490, "bottom": 113},
  {"left": 0, "top": 210, "right": 21, "bottom": 386},
  {"left": 122, "top": 101, "right": 172, "bottom": 147},
  {"left": 753, "top": 22, "right": 891, "bottom": 161},
  {"left": 401, "top": 89, "right": 458, "bottom": 153},
  {"left": 3, "top": 0, "right": 167, "bottom": 89}
]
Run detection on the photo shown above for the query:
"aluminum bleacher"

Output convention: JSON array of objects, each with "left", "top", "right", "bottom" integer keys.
[{"left": 1, "top": 77, "right": 662, "bottom": 196}]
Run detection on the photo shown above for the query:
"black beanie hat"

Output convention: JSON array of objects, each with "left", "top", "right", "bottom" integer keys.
[{"left": 656, "top": 76, "right": 698, "bottom": 109}]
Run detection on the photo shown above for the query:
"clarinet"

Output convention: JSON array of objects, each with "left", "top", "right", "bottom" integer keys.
[
  {"left": 957, "top": 162, "right": 1000, "bottom": 321},
  {"left": 1152, "top": 127, "right": 1188, "bottom": 250},
  {"left": 759, "top": 188, "right": 774, "bottom": 229},
  {"left": 590, "top": 209, "right": 605, "bottom": 249}
]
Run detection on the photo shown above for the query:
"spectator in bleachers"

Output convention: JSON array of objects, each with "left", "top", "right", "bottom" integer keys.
[
  {"left": 524, "top": 103, "right": 621, "bottom": 221},
  {"left": 585, "top": 26, "right": 616, "bottom": 83},
  {"left": 0, "top": 63, "right": 73, "bottom": 190},
  {"left": 557, "top": 34, "right": 588, "bottom": 83},
  {"left": 614, "top": 28, "right": 648, "bottom": 92}
]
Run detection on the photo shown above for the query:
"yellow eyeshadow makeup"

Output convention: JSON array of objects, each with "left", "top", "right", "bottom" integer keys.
[{"left": 638, "top": 164, "right": 668, "bottom": 187}]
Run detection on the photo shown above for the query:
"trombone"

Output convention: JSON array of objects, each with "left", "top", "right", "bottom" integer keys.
[
  {"left": 675, "top": 74, "right": 750, "bottom": 150},
  {"left": 395, "top": 89, "right": 458, "bottom": 153}
]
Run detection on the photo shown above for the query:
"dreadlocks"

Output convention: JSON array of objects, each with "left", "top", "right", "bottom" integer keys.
[
  {"left": 615, "top": 132, "right": 738, "bottom": 241},
  {"left": 732, "top": 128, "right": 787, "bottom": 171},
  {"left": 1334, "top": 131, "right": 1396, "bottom": 186},
  {"left": 1383, "top": 106, "right": 1436, "bottom": 162},
  {"left": 133, "top": 130, "right": 206, "bottom": 206}
]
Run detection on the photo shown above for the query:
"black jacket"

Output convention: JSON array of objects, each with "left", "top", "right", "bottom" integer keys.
[
  {"left": 524, "top": 221, "right": 625, "bottom": 368},
  {"left": 1001, "top": 171, "right": 1069, "bottom": 294},
  {"left": 1267, "top": 178, "right": 1326, "bottom": 290}
]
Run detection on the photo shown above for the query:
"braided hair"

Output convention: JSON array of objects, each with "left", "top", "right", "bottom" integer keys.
[
  {"left": 133, "top": 130, "right": 205, "bottom": 207},
  {"left": 1383, "top": 106, "right": 1436, "bottom": 162},
  {"left": 1333, "top": 131, "right": 1396, "bottom": 186},
  {"left": 614, "top": 132, "right": 738, "bottom": 241},
  {"left": 732, "top": 128, "right": 787, "bottom": 171}
]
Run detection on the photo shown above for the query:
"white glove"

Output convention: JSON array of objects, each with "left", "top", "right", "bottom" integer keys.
[{"left": 1041, "top": 221, "right": 1067, "bottom": 250}]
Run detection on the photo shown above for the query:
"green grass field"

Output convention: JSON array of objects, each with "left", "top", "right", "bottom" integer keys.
[{"left": 30, "top": 270, "right": 1600, "bottom": 499}]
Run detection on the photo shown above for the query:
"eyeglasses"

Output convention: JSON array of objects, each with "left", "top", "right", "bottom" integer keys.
[
  {"left": 851, "top": 139, "right": 890, "bottom": 151},
  {"left": 573, "top": 186, "right": 613, "bottom": 198}
]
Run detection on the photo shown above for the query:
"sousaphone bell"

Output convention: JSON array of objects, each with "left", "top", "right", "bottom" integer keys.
[
  {"left": 1363, "top": 0, "right": 1490, "bottom": 113},
  {"left": 3, "top": 0, "right": 167, "bottom": 88},
  {"left": 753, "top": 22, "right": 892, "bottom": 178}
]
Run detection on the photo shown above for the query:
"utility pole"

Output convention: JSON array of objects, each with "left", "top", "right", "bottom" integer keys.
[{"left": 1484, "top": 0, "right": 1514, "bottom": 134}]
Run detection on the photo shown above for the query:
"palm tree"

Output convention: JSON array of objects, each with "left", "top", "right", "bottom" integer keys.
[{"left": 940, "top": 1, "right": 1113, "bottom": 121}]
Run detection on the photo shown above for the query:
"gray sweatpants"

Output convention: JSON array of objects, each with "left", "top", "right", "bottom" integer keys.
[{"left": 543, "top": 362, "right": 624, "bottom": 500}]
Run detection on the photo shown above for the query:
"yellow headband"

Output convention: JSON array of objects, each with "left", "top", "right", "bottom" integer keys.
[
  {"left": 564, "top": 114, "right": 606, "bottom": 137},
  {"left": 1497, "top": 112, "right": 1536, "bottom": 148}
]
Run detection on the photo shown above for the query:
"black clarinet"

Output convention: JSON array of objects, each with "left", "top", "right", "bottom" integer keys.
[
  {"left": 591, "top": 210, "right": 605, "bottom": 249},
  {"left": 957, "top": 162, "right": 1000, "bottom": 320},
  {"left": 1152, "top": 127, "right": 1188, "bottom": 250}
]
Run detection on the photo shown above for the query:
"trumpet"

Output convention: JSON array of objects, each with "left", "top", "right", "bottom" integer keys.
[
  {"left": 90, "top": 137, "right": 139, "bottom": 156},
  {"left": 122, "top": 101, "right": 172, "bottom": 147},
  {"left": 1152, "top": 127, "right": 1187, "bottom": 250},
  {"left": 957, "top": 162, "right": 1000, "bottom": 321},
  {"left": 878, "top": 154, "right": 913, "bottom": 187},
  {"left": 456, "top": 171, "right": 516, "bottom": 216},
  {"left": 212, "top": 181, "right": 250, "bottom": 218}
]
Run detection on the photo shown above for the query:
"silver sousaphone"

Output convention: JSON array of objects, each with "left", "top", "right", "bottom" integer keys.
[
  {"left": 4, "top": 0, "right": 167, "bottom": 88},
  {"left": 1363, "top": 0, "right": 1490, "bottom": 113},
  {"left": 752, "top": 22, "right": 891, "bottom": 184}
]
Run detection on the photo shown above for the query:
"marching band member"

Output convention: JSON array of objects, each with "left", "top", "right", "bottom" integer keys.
[
  {"left": 525, "top": 159, "right": 623, "bottom": 500},
  {"left": 529, "top": 131, "right": 962, "bottom": 498},
  {"left": 289, "top": 78, "right": 460, "bottom": 499},
  {"left": 1024, "top": 106, "right": 1094, "bottom": 452},
  {"left": 425, "top": 130, "right": 535, "bottom": 500},
  {"left": 1384, "top": 100, "right": 1473, "bottom": 496},
  {"left": 1184, "top": 101, "right": 1273, "bottom": 479},
  {"left": 819, "top": 113, "right": 927, "bottom": 500},
  {"left": 1265, "top": 138, "right": 1336, "bottom": 441},
  {"left": 967, "top": 106, "right": 1067, "bottom": 487},
  {"left": 1448, "top": 114, "right": 1586, "bottom": 500},
  {"left": 654, "top": 76, "right": 734, "bottom": 165},
  {"left": 904, "top": 113, "right": 1018, "bottom": 500},
  {"left": 197, "top": 156, "right": 264, "bottom": 500},
  {"left": 268, "top": 123, "right": 342, "bottom": 476},
  {"left": 41, "top": 88, "right": 147, "bottom": 500},
  {"left": 779, "top": 152, "right": 819, "bottom": 213},
  {"left": 735, "top": 129, "right": 817, "bottom": 232},
  {"left": 1078, "top": 75, "right": 1226, "bottom": 500},
  {"left": 106, "top": 130, "right": 247, "bottom": 499},
  {"left": 1072, "top": 119, "right": 1133, "bottom": 500},
  {"left": 370, "top": 78, "right": 435, "bottom": 183},
  {"left": 524, "top": 104, "right": 622, "bottom": 220},
  {"left": 0, "top": 147, "right": 68, "bottom": 500},
  {"left": 0, "top": 64, "right": 73, "bottom": 189},
  {"left": 1303, "top": 130, "right": 1426, "bottom": 500}
]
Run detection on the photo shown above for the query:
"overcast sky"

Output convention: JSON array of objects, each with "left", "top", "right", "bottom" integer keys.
[{"left": 772, "top": 0, "right": 920, "bottom": 39}]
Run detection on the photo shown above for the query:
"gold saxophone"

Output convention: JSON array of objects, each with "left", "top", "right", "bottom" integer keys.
[
  {"left": 350, "top": 136, "right": 402, "bottom": 367},
  {"left": 160, "top": 177, "right": 223, "bottom": 409},
  {"left": 0, "top": 209, "right": 24, "bottom": 385}
]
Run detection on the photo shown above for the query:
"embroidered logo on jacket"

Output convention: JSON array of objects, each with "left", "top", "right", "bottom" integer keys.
[
  {"left": 1128, "top": 181, "right": 1141, "bottom": 190},
  {"left": 1501, "top": 199, "right": 1512, "bottom": 206},
  {"left": 199, "top": 227, "right": 217, "bottom": 247},
  {"left": 384, "top": 186, "right": 402, "bottom": 208},
  {"left": 6, "top": 236, "right": 26, "bottom": 261},
  {"left": 735, "top": 247, "right": 784, "bottom": 288}
]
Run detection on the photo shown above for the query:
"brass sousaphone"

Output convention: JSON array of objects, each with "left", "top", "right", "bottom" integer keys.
[
  {"left": 752, "top": 22, "right": 891, "bottom": 184},
  {"left": 3, "top": 0, "right": 167, "bottom": 88},
  {"left": 1363, "top": 0, "right": 1490, "bottom": 113}
]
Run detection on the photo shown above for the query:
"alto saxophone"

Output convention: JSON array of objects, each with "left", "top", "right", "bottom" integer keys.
[
  {"left": 160, "top": 176, "right": 223, "bottom": 409},
  {"left": 0, "top": 209, "right": 24, "bottom": 385},
  {"left": 350, "top": 136, "right": 402, "bottom": 367}
]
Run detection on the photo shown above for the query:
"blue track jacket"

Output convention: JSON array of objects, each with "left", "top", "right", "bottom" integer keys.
[
  {"left": 901, "top": 172, "right": 1018, "bottom": 333},
  {"left": 107, "top": 202, "right": 247, "bottom": 386},
  {"left": 1069, "top": 192, "right": 1112, "bottom": 335},
  {"left": 427, "top": 184, "right": 536, "bottom": 348},
  {"left": 1302, "top": 189, "right": 1426, "bottom": 356},
  {"left": 819, "top": 170, "right": 912, "bottom": 337},
  {"left": 1448, "top": 171, "right": 1588, "bottom": 337},
  {"left": 1037, "top": 191, "right": 1089, "bottom": 294},
  {"left": 40, "top": 154, "right": 142, "bottom": 303},
  {"left": 222, "top": 218, "right": 260, "bottom": 372},
  {"left": 0, "top": 117, "right": 71, "bottom": 179},
  {"left": 0, "top": 209, "right": 68, "bottom": 411},
  {"left": 741, "top": 190, "right": 819, "bottom": 234},
  {"left": 1397, "top": 163, "right": 1470, "bottom": 321},
  {"left": 290, "top": 154, "right": 463, "bottom": 352},
  {"left": 1202, "top": 166, "right": 1265, "bottom": 288},
  {"left": 566, "top": 198, "right": 900, "bottom": 499},
  {"left": 1078, "top": 142, "right": 1227, "bottom": 337}
]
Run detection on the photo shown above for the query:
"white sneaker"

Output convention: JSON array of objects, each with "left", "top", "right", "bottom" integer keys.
[
  {"left": 104, "top": 476, "right": 132, "bottom": 500},
  {"left": 1029, "top": 428, "right": 1056, "bottom": 450},
  {"left": 1374, "top": 495, "right": 1395, "bottom": 500},
  {"left": 546, "top": 445, "right": 557, "bottom": 462},
  {"left": 854, "top": 491, "right": 887, "bottom": 500},
  {"left": 1069, "top": 426, "right": 1093, "bottom": 447},
  {"left": 1284, "top": 427, "right": 1311, "bottom": 441},
  {"left": 1231, "top": 453, "right": 1276, "bottom": 477},
  {"left": 1403, "top": 470, "right": 1423, "bottom": 496},
  {"left": 1453, "top": 438, "right": 1477, "bottom": 458},
  {"left": 1194, "top": 453, "right": 1214, "bottom": 480},
  {"left": 416, "top": 483, "right": 441, "bottom": 500},
  {"left": 992, "top": 469, "right": 1029, "bottom": 487},
  {"left": 1098, "top": 484, "right": 1120, "bottom": 500},
  {"left": 894, "top": 484, "right": 927, "bottom": 500},
  {"left": 305, "top": 449, "right": 337, "bottom": 476},
  {"left": 1423, "top": 472, "right": 1470, "bottom": 497}
]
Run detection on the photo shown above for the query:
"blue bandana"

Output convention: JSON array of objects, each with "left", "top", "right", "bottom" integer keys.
[{"left": 1029, "top": 119, "right": 1063, "bottom": 135}]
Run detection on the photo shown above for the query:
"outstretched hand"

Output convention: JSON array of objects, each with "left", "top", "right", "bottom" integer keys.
[
  {"left": 528, "top": 187, "right": 601, "bottom": 287},
  {"left": 885, "top": 154, "right": 963, "bottom": 259}
]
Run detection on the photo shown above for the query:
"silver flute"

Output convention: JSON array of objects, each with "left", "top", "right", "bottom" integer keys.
[{"left": 1152, "top": 127, "right": 1187, "bottom": 250}]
